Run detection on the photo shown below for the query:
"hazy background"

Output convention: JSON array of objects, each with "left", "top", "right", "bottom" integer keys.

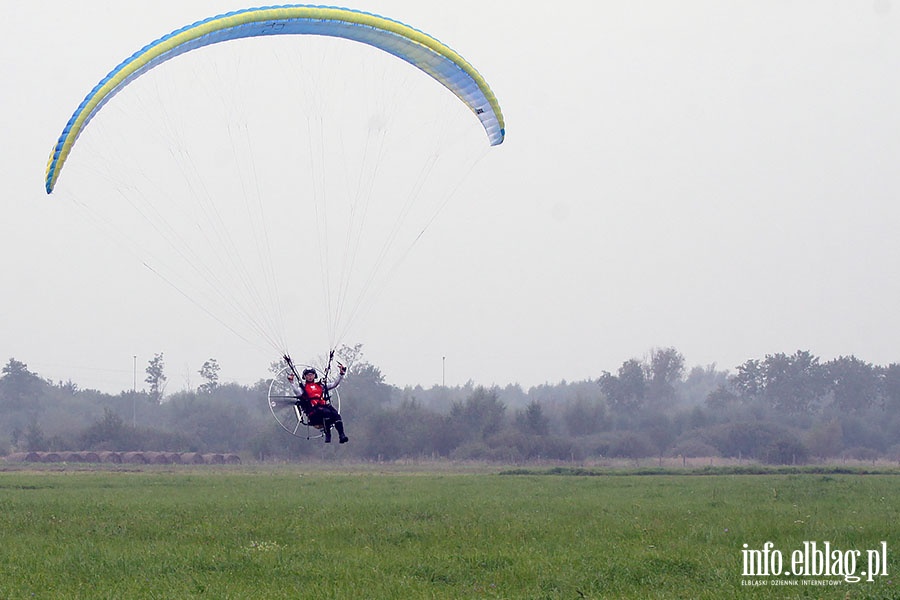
[{"left": 3, "top": 0, "right": 898, "bottom": 393}]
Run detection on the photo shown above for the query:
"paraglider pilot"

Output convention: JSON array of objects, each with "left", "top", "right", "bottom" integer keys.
[{"left": 287, "top": 364, "right": 349, "bottom": 443}]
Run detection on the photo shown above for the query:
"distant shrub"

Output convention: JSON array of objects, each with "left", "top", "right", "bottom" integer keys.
[
  {"left": 668, "top": 439, "right": 720, "bottom": 458},
  {"left": 609, "top": 432, "right": 655, "bottom": 459},
  {"left": 842, "top": 446, "right": 880, "bottom": 461},
  {"left": 760, "top": 438, "right": 809, "bottom": 465},
  {"left": 699, "top": 421, "right": 798, "bottom": 460}
]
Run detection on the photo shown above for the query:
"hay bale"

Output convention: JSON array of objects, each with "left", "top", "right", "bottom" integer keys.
[
  {"left": 61, "top": 452, "right": 85, "bottom": 463},
  {"left": 42, "top": 452, "right": 62, "bottom": 463},
  {"left": 98, "top": 451, "right": 122, "bottom": 463},
  {"left": 4, "top": 452, "right": 42, "bottom": 463},
  {"left": 180, "top": 452, "right": 205, "bottom": 464},
  {"left": 145, "top": 452, "right": 171, "bottom": 464},
  {"left": 166, "top": 452, "right": 183, "bottom": 464},
  {"left": 203, "top": 453, "right": 225, "bottom": 464},
  {"left": 224, "top": 454, "right": 241, "bottom": 465},
  {"left": 81, "top": 452, "right": 101, "bottom": 463},
  {"left": 122, "top": 452, "right": 148, "bottom": 464}
]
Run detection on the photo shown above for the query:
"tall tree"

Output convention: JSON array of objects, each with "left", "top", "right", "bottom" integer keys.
[
  {"left": 599, "top": 359, "right": 646, "bottom": 412},
  {"left": 198, "top": 358, "right": 220, "bottom": 394},
  {"left": 882, "top": 364, "right": 900, "bottom": 412},
  {"left": 80, "top": 407, "right": 130, "bottom": 451},
  {"left": 563, "top": 396, "right": 608, "bottom": 436},
  {"left": 705, "top": 384, "right": 740, "bottom": 410},
  {"left": 646, "top": 347, "right": 685, "bottom": 405},
  {"left": 450, "top": 387, "right": 506, "bottom": 439},
  {"left": 23, "top": 418, "right": 48, "bottom": 452},
  {"left": 826, "top": 355, "right": 879, "bottom": 413},
  {"left": 732, "top": 359, "right": 764, "bottom": 400},
  {"left": 145, "top": 353, "right": 167, "bottom": 404},
  {"left": 732, "top": 351, "right": 827, "bottom": 414},
  {"left": 0, "top": 358, "right": 47, "bottom": 417},
  {"left": 516, "top": 400, "right": 549, "bottom": 436},
  {"left": 341, "top": 361, "right": 393, "bottom": 418},
  {"left": 761, "top": 351, "right": 827, "bottom": 414}
]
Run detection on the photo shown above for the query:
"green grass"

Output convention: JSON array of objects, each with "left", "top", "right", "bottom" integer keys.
[{"left": 1, "top": 466, "right": 899, "bottom": 599}]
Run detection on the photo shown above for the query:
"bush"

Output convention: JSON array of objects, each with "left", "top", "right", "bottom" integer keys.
[
  {"left": 760, "top": 438, "right": 809, "bottom": 465},
  {"left": 699, "top": 421, "right": 797, "bottom": 460},
  {"left": 450, "top": 441, "right": 523, "bottom": 463},
  {"left": 841, "top": 446, "right": 880, "bottom": 461},
  {"left": 668, "top": 439, "right": 720, "bottom": 458},
  {"left": 609, "top": 432, "right": 655, "bottom": 459}
]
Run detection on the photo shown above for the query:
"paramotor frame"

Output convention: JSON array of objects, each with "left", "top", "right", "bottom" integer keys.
[{"left": 267, "top": 364, "right": 341, "bottom": 440}]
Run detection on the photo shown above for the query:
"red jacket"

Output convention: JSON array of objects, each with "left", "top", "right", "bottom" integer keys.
[
  {"left": 288, "top": 371, "right": 343, "bottom": 410},
  {"left": 301, "top": 381, "right": 327, "bottom": 408}
]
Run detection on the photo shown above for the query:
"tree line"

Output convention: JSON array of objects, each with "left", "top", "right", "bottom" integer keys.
[{"left": 2, "top": 347, "right": 899, "bottom": 464}]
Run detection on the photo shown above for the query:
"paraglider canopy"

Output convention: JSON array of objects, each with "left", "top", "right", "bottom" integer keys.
[{"left": 45, "top": 4, "right": 505, "bottom": 194}]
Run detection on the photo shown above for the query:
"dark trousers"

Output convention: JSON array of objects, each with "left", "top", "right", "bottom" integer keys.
[{"left": 307, "top": 404, "right": 345, "bottom": 436}]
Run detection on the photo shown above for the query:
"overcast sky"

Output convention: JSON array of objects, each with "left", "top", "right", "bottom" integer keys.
[{"left": 3, "top": 1, "right": 899, "bottom": 394}]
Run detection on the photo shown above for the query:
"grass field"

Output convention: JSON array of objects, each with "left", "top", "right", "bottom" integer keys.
[{"left": 1, "top": 464, "right": 898, "bottom": 599}]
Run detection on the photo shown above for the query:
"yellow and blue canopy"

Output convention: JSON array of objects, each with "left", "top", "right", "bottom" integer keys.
[{"left": 45, "top": 4, "right": 505, "bottom": 193}]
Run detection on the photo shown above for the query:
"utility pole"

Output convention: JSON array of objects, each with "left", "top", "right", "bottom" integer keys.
[
  {"left": 442, "top": 356, "right": 446, "bottom": 387},
  {"left": 132, "top": 355, "right": 137, "bottom": 428}
]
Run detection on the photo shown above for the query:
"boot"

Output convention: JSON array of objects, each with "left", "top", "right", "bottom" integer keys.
[
  {"left": 323, "top": 425, "right": 332, "bottom": 443},
  {"left": 335, "top": 420, "right": 349, "bottom": 444}
]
